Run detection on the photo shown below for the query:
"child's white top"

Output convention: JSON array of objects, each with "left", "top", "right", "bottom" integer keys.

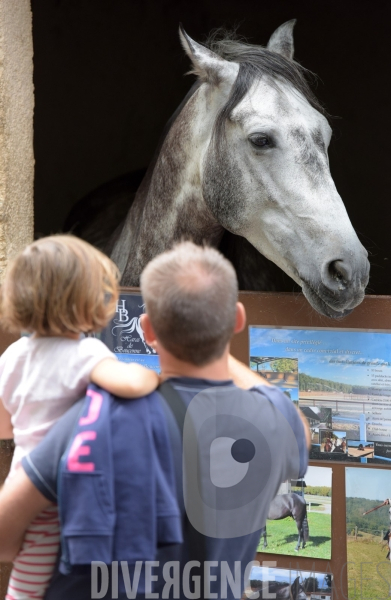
[{"left": 0, "top": 336, "right": 114, "bottom": 472}]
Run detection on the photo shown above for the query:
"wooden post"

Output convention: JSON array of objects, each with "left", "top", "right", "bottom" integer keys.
[{"left": 355, "top": 526, "right": 358, "bottom": 541}]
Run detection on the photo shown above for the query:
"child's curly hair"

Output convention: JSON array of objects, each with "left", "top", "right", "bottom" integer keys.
[{"left": 1, "top": 235, "right": 119, "bottom": 335}]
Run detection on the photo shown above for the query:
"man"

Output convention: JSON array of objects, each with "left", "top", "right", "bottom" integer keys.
[{"left": 0, "top": 242, "right": 309, "bottom": 599}]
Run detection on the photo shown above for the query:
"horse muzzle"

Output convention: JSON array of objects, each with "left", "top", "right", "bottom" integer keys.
[{"left": 300, "top": 253, "right": 370, "bottom": 318}]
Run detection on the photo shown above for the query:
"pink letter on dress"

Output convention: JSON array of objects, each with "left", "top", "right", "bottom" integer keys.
[
  {"left": 79, "top": 389, "right": 103, "bottom": 426},
  {"left": 67, "top": 431, "right": 97, "bottom": 472}
]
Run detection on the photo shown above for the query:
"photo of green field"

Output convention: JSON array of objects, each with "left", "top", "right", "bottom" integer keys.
[
  {"left": 346, "top": 467, "right": 391, "bottom": 599},
  {"left": 257, "top": 511, "right": 331, "bottom": 558},
  {"left": 257, "top": 466, "right": 332, "bottom": 559},
  {"left": 347, "top": 537, "right": 391, "bottom": 599}
]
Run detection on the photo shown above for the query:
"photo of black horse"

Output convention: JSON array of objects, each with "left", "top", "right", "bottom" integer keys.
[
  {"left": 258, "top": 466, "right": 332, "bottom": 559},
  {"left": 261, "top": 493, "right": 309, "bottom": 552}
]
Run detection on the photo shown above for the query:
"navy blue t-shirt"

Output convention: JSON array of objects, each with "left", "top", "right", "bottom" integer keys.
[{"left": 22, "top": 378, "right": 308, "bottom": 600}]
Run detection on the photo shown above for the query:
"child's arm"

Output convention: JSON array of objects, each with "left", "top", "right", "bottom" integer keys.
[
  {"left": 90, "top": 358, "right": 159, "bottom": 398},
  {"left": 0, "top": 400, "right": 13, "bottom": 439}
]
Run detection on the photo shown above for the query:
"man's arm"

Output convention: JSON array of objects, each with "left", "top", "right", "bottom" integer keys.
[
  {"left": 0, "top": 468, "right": 52, "bottom": 562},
  {"left": 229, "top": 355, "right": 311, "bottom": 449},
  {"left": 228, "top": 355, "right": 271, "bottom": 388},
  {"left": 0, "top": 399, "right": 88, "bottom": 562}
]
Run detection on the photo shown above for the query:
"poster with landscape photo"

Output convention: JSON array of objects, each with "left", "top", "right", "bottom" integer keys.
[
  {"left": 250, "top": 326, "right": 391, "bottom": 463},
  {"left": 346, "top": 467, "right": 391, "bottom": 600}
]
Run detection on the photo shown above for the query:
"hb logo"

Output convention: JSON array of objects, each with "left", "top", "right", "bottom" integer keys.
[
  {"left": 116, "top": 299, "right": 129, "bottom": 322},
  {"left": 182, "top": 386, "right": 300, "bottom": 538}
]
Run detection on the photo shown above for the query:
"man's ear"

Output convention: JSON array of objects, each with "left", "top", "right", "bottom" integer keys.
[
  {"left": 179, "top": 25, "right": 238, "bottom": 85},
  {"left": 140, "top": 314, "right": 157, "bottom": 347},
  {"left": 234, "top": 302, "right": 246, "bottom": 334}
]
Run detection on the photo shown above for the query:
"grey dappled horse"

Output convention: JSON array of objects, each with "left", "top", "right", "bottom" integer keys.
[{"left": 68, "top": 21, "right": 369, "bottom": 318}]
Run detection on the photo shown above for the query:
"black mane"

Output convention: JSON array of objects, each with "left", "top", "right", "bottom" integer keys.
[{"left": 204, "top": 30, "right": 326, "bottom": 146}]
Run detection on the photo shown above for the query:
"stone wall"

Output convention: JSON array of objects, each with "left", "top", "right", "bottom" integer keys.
[
  {"left": 0, "top": 0, "right": 34, "bottom": 281},
  {"left": 0, "top": 1, "right": 34, "bottom": 596}
]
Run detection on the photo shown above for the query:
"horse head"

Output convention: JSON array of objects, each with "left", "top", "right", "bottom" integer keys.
[
  {"left": 180, "top": 21, "right": 369, "bottom": 318},
  {"left": 289, "top": 577, "right": 307, "bottom": 600}
]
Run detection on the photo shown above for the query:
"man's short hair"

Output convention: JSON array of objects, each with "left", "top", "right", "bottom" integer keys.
[{"left": 140, "top": 242, "right": 238, "bottom": 366}]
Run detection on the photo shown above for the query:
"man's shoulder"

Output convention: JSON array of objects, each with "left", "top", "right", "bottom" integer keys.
[
  {"left": 164, "top": 377, "right": 296, "bottom": 413},
  {"left": 167, "top": 376, "right": 234, "bottom": 389},
  {"left": 250, "top": 383, "right": 295, "bottom": 405}
]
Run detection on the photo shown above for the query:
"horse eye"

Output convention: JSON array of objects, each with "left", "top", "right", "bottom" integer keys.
[{"left": 249, "top": 133, "right": 271, "bottom": 148}]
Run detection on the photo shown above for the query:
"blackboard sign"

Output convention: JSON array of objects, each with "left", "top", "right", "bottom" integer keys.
[{"left": 97, "top": 291, "right": 160, "bottom": 372}]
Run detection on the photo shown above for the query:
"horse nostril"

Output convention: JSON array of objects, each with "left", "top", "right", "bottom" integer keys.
[{"left": 328, "top": 259, "right": 352, "bottom": 287}]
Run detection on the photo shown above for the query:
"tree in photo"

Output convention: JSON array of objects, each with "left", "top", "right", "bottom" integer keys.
[{"left": 270, "top": 358, "right": 298, "bottom": 373}]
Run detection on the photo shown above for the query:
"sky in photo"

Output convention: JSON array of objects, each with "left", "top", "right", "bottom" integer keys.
[
  {"left": 280, "top": 387, "right": 299, "bottom": 401},
  {"left": 250, "top": 327, "right": 391, "bottom": 388},
  {"left": 346, "top": 467, "right": 391, "bottom": 501},
  {"left": 302, "top": 466, "right": 332, "bottom": 487}
]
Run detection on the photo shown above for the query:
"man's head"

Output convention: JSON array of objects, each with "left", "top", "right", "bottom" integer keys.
[{"left": 140, "top": 241, "right": 244, "bottom": 366}]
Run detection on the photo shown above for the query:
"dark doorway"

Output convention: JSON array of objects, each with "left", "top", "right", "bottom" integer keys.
[{"left": 31, "top": 0, "right": 391, "bottom": 294}]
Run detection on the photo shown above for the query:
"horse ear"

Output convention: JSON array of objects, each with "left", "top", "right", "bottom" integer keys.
[
  {"left": 267, "top": 19, "right": 296, "bottom": 60},
  {"left": 291, "top": 576, "right": 301, "bottom": 595},
  {"left": 179, "top": 25, "right": 238, "bottom": 85}
]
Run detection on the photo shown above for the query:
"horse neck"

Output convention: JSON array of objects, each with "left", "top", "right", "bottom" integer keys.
[{"left": 113, "top": 85, "right": 226, "bottom": 284}]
